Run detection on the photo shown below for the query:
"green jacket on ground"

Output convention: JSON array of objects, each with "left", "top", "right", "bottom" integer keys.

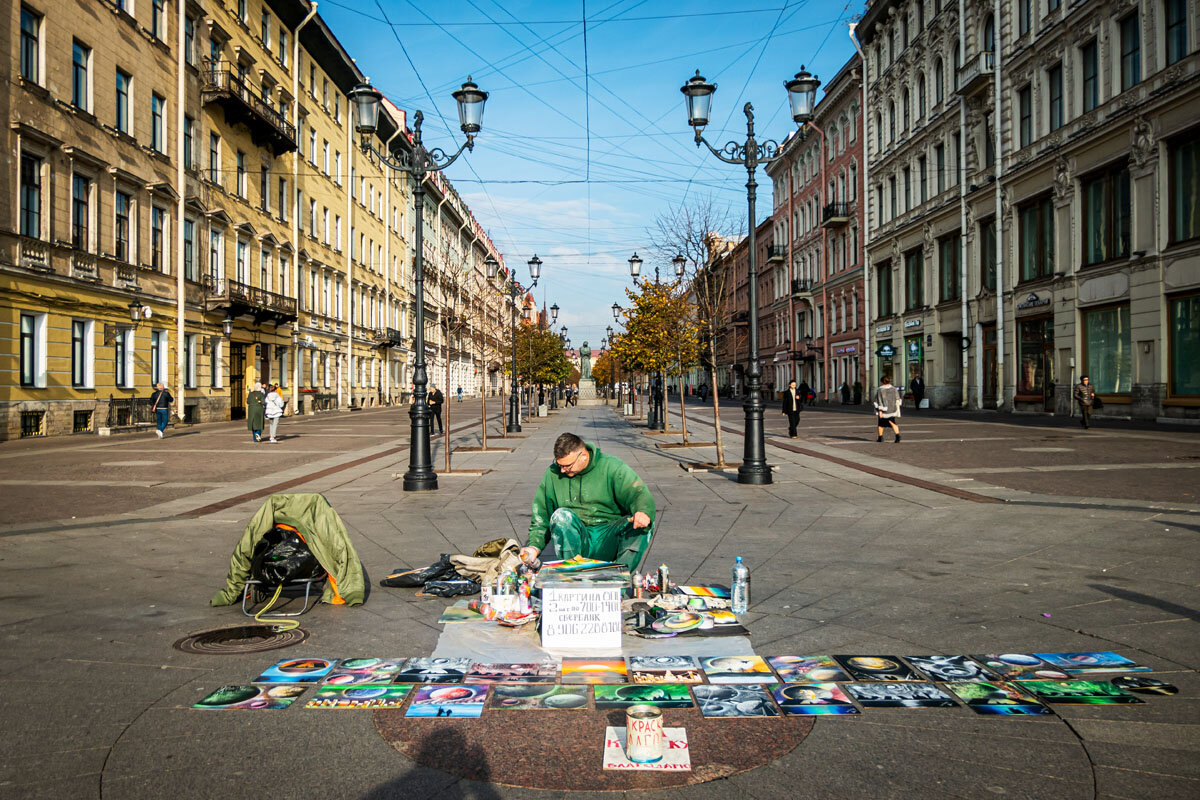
[
  {"left": 211, "top": 492, "right": 366, "bottom": 607},
  {"left": 247, "top": 389, "right": 265, "bottom": 432},
  {"left": 527, "top": 442, "right": 655, "bottom": 550}
]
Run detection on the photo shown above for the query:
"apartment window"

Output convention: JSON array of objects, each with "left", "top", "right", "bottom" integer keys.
[
  {"left": 309, "top": 130, "right": 317, "bottom": 164},
  {"left": 279, "top": 31, "right": 288, "bottom": 67},
  {"left": 889, "top": 176, "right": 897, "bottom": 219},
  {"left": 954, "top": 132, "right": 962, "bottom": 184},
  {"left": 151, "top": 207, "right": 166, "bottom": 272},
  {"left": 152, "top": 0, "right": 165, "bottom": 39},
  {"left": 1082, "top": 162, "right": 1131, "bottom": 266},
  {"left": 259, "top": 164, "right": 270, "bottom": 211},
  {"left": 1120, "top": 14, "right": 1141, "bottom": 91},
  {"left": 151, "top": 94, "right": 165, "bottom": 153},
  {"left": 208, "top": 134, "right": 220, "bottom": 184},
  {"left": 20, "top": 154, "right": 42, "bottom": 238},
  {"left": 183, "top": 218, "right": 196, "bottom": 281},
  {"left": 259, "top": 247, "right": 270, "bottom": 289},
  {"left": 72, "top": 175, "right": 90, "bottom": 249},
  {"left": 917, "top": 73, "right": 926, "bottom": 118},
  {"left": 980, "top": 217, "right": 997, "bottom": 292},
  {"left": 1166, "top": 0, "right": 1188, "bottom": 64},
  {"left": 116, "top": 70, "right": 133, "bottom": 134},
  {"left": 309, "top": 64, "right": 317, "bottom": 96},
  {"left": 918, "top": 156, "right": 928, "bottom": 203},
  {"left": 335, "top": 215, "right": 342, "bottom": 250},
  {"left": 322, "top": 141, "right": 329, "bottom": 174},
  {"left": 310, "top": 199, "right": 317, "bottom": 237},
  {"left": 72, "top": 41, "right": 91, "bottom": 111},
  {"left": 323, "top": 207, "right": 330, "bottom": 243},
  {"left": 1083, "top": 304, "right": 1131, "bottom": 394},
  {"left": 210, "top": 339, "right": 223, "bottom": 388},
  {"left": 1019, "top": 195, "right": 1054, "bottom": 281},
  {"left": 902, "top": 89, "right": 910, "bottom": 131},
  {"left": 335, "top": 152, "right": 342, "bottom": 185},
  {"left": 1169, "top": 293, "right": 1200, "bottom": 395},
  {"left": 236, "top": 151, "right": 246, "bottom": 197},
  {"left": 209, "top": 230, "right": 223, "bottom": 285},
  {"left": 322, "top": 79, "right": 329, "bottom": 110},
  {"left": 261, "top": 10, "right": 271, "bottom": 48},
  {"left": 876, "top": 262, "right": 893, "bottom": 317},
  {"left": 1082, "top": 40, "right": 1099, "bottom": 112},
  {"left": 1170, "top": 129, "right": 1200, "bottom": 243},
  {"left": 888, "top": 101, "right": 896, "bottom": 142},
  {"left": 150, "top": 331, "right": 167, "bottom": 386},
  {"left": 115, "top": 328, "right": 132, "bottom": 388},
  {"left": 934, "top": 58, "right": 944, "bottom": 104},
  {"left": 184, "top": 16, "right": 196, "bottom": 65},
  {"left": 1018, "top": 0, "right": 1031, "bottom": 35},
  {"left": 236, "top": 240, "right": 248, "bottom": 283},
  {"left": 20, "top": 313, "right": 43, "bottom": 387},
  {"left": 935, "top": 144, "right": 946, "bottom": 194},
  {"left": 1018, "top": 85, "right": 1032, "bottom": 148},
  {"left": 1049, "top": 0, "right": 1060, "bottom": 10},
  {"left": 984, "top": 117, "right": 996, "bottom": 168},
  {"left": 904, "top": 248, "right": 923, "bottom": 310},
  {"left": 210, "top": 36, "right": 220, "bottom": 63},
  {"left": 20, "top": 6, "right": 40, "bottom": 82},
  {"left": 939, "top": 234, "right": 960, "bottom": 302},
  {"left": 185, "top": 334, "right": 197, "bottom": 388},
  {"left": 1048, "top": 63, "right": 1064, "bottom": 131},
  {"left": 278, "top": 178, "right": 288, "bottom": 221},
  {"left": 903, "top": 167, "right": 911, "bottom": 211},
  {"left": 183, "top": 116, "right": 195, "bottom": 170}
]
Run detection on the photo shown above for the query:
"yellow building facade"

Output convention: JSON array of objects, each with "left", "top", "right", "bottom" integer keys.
[{"left": 2, "top": 0, "right": 506, "bottom": 439}]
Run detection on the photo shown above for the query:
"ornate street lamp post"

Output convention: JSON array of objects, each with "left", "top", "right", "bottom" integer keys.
[
  {"left": 486, "top": 254, "right": 541, "bottom": 432},
  {"left": 680, "top": 66, "right": 818, "bottom": 486},
  {"left": 349, "top": 76, "right": 488, "bottom": 491}
]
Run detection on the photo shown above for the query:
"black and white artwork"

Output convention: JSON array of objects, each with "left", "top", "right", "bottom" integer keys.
[
  {"left": 905, "top": 655, "right": 998, "bottom": 682},
  {"left": 692, "top": 684, "right": 780, "bottom": 717},
  {"left": 843, "top": 681, "right": 958, "bottom": 708},
  {"left": 393, "top": 657, "right": 472, "bottom": 684}
]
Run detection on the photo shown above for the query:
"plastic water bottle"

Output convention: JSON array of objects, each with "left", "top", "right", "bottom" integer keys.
[{"left": 731, "top": 556, "right": 750, "bottom": 614}]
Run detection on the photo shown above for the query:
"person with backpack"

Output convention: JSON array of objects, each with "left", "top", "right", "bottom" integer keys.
[
  {"left": 428, "top": 385, "right": 445, "bottom": 433},
  {"left": 873, "top": 375, "right": 902, "bottom": 443},
  {"left": 456, "top": 386, "right": 464, "bottom": 403},
  {"left": 265, "top": 383, "right": 287, "bottom": 442},
  {"left": 247, "top": 382, "right": 266, "bottom": 443},
  {"left": 150, "top": 382, "right": 174, "bottom": 438}
]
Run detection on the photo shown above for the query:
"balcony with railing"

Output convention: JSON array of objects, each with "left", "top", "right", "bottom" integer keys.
[
  {"left": 766, "top": 244, "right": 787, "bottom": 263},
  {"left": 791, "top": 278, "right": 814, "bottom": 296},
  {"left": 822, "top": 202, "right": 851, "bottom": 226},
  {"left": 206, "top": 278, "right": 298, "bottom": 325},
  {"left": 957, "top": 51, "right": 995, "bottom": 96},
  {"left": 201, "top": 63, "right": 297, "bottom": 155},
  {"left": 376, "top": 328, "right": 406, "bottom": 348}
]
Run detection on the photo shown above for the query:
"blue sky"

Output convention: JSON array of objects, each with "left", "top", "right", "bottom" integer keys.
[{"left": 321, "top": 0, "right": 861, "bottom": 344}]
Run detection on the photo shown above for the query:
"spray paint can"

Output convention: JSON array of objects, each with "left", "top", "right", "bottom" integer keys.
[
  {"left": 657, "top": 563, "right": 670, "bottom": 594},
  {"left": 625, "top": 704, "right": 664, "bottom": 763}
]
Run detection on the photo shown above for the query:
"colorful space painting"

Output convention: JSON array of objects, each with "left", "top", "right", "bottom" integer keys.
[
  {"left": 833, "top": 655, "right": 921, "bottom": 682},
  {"left": 405, "top": 684, "right": 489, "bottom": 717},
  {"left": 393, "top": 658, "right": 472, "bottom": 684},
  {"left": 969, "top": 654, "right": 1071, "bottom": 681},
  {"left": 560, "top": 659, "right": 628, "bottom": 684},
  {"left": 321, "top": 658, "right": 409, "bottom": 686},
  {"left": 1019, "top": 680, "right": 1144, "bottom": 705},
  {"left": 593, "top": 684, "right": 694, "bottom": 708},
  {"left": 1033, "top": 652, "right": 1151, "bottom": 674},
  {"left": 699, "top": 655, "right": 775, "bottom": 684},
  {"left": 843, "top": 682, "right": 958, "bottom": 708},
  {"left": 766, "top": 656, "right": 851, "bottom": 683},
  {"left": 905, "top": 655, "right": 997, "bottom": 683},
  {"left": 942, "top": 681, "right": 1053, "bottom": 715},
  {"left": 305, "top": 684, "right": 414, "bottom": 709},
  {"left": 253, "top": 658, "right": 337, "bottom": 684},
  {"left": 692, "top": 684, "right": 780, "bottom": 717},
  {"left": 464, "top": 662, "right": 558, "bottom": 684},
  {"left": 769, "top": 682, "right": 860, "bottom": 716},
  {"left": 675, "top": 585, "right": 730, "bottom": 598},
  {"left": 626, "top": 655, "right": 704, "bottom": 684},
  {"left": 487, "top": 684, "right": 590, "bottom": 710},
  {"left": 193, "top": 684, "right": 306, "bottom": 710}
]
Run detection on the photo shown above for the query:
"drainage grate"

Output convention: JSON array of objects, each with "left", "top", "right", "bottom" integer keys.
[{"left": 173, "top": 625, "right": 309, "bottom": 655}]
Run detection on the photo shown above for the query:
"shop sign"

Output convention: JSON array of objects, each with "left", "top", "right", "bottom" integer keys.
[
  {"left": 875, "top": 324, "right": 893, "bottom": 334},
  {"left": 833, "top": 344, "right": 858, "bottom": 355},
  {"left": 904, "top": 318, "right": 922, "bottom": 328},
  {"left": 876, "top": 343, "right": 896, "bottom": 359},
  {"left": 1017, "top": 292, "right": 1052, "bottom": 311}
]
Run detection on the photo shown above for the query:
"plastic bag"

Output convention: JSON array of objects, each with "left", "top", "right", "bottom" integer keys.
[
  {"left": 417, "top": 579, "right": 481, "bottom": 598},
  {"left": 379, "top": 554, "right": 458, "bottom": 588},
  {"left": 250, "top": 524, "right": 326, "bottom": 587}
]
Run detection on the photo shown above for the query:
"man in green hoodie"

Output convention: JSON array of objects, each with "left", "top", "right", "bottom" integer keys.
[{"left": 520, "top": 432, "right": 655, "bottom": 570}]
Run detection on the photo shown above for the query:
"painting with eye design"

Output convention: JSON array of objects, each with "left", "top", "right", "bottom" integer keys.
[
  {"left": 770, "top": 683, "right": 861, "bottom": 715},
  {"left": 843, "top": 682, "right": 958, "bottom": 708},
  {"left": 832, "top": 655, "right": 921, "bottom": 682}
]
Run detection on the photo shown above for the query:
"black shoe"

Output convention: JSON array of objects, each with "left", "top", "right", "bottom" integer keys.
[
  {"left": 895, "top": 434, "right": 901, "bottom": 443},
  {"left": 877, "top": 435, "right": 883, "bottom": 442}
]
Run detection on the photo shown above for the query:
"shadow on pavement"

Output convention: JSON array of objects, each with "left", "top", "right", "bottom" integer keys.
[
  {"left": 362, "top": 728, "right": 499, "bottom": 800},
  {"left": 1089, "top": 583, "right": 1200, "bottom": 623}
]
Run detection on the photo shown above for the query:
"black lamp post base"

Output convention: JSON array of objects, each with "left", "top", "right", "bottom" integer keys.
[
  {"left": 736, "top": 463, "right": 773, "bottom": 485},
  {"left": 402, "top": 471, "right": 439, "bottom": 492}
]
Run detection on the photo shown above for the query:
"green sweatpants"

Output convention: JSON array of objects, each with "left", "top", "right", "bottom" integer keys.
[{"left": 547, "top": 508, "right": 651, "bottom": 570}]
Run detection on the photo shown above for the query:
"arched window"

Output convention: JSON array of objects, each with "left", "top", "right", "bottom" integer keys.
[
  {"left": 848, "top": 103, "right": 858, "bottom": 142},
  {"left": 935, "top": 57, "right": 945, "bottom": 101},
  {"left": 902, "top": 87, "right": 910, "bottom": 131},
  {"left": 917, "top": 72, "right": 926, "bottom": 118},
  {"left": 875, "top": 112, "right": 883, "bottom": 151},
  {"left": 952, "top": 43, "right": 961, "bottom": 89},
  {"left": 983, "top": 14, "right": 995, "bottom": 52},
  {"left": 849, "top": 161, "right": 858, "bottom": 201},
  {"left": 838, "top": 170, "right": 846, "bottom": 204},
  {"left": 888, "top": 101, "right": 896, "bottom": 141}
]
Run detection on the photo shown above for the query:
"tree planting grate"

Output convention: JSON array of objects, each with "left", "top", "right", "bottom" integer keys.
[{"left": 173, "top": 625, "right": 308, "bottom": 655}]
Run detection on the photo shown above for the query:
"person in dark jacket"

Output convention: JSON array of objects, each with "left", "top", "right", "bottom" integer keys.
[
  {"left": 1074, "top": 375, "right": 1095, "bottom": 429},
  {"left": 428, "top": 385, "right": 445, "bottom": 433},
  {"left": 797, "top": 381, "right": 811, "bottom": 409},
  {"left": 150, "top": 382, "right": 174, "bottom": 438},
  {"left": 246, "top": 382, "right": 266, "bottom": 442},
  {"left": 910, "top": 374, "right": 925, "bottom": 410},
  {"left": 781, "top": 379, "right": 802, "bottom": 438}
]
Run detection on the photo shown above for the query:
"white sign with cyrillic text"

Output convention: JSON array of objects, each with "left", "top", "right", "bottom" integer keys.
[{"left": 540, "top": 584, "right": 622, "bottom": 650}]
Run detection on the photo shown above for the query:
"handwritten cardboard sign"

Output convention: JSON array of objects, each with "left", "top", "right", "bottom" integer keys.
[
  {"left": 540, "top": 583, "right": 622, "bottom": 650},
  {"left": 602, "top": 726, "right": 691, "bottom": 771}
]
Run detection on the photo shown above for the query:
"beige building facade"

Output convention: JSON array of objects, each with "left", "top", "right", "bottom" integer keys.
[
  {"left": 2, "top": 0, "right": 508, "bottom": 439},
  {"left": 858, "top": 0, "right": 1200, "bottom": 420}
]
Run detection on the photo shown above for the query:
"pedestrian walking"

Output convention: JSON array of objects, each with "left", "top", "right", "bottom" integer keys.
[
  {"left": 910, "top": 374, "right": 925, "bottom": 410},
  {"left": 265, "top": 383, "right": 286, "bottom": 442},
  {"left": 781, "top": 379, "right": 802, "bottom": 439},
  {"left": 150, "top": 382, "right": 173, "bottom": 438},
  {"left": 1074, "top": 375, "right": 1096, "bottom": 429},
  {"left": 247, "top": 382, "right": 266, "bottom": 443},
  {"left": 428, "top": 385, "right": 444, "bottom": 433},
  {"left": 873, "top": 375, "right": 902, "bottom": 443},
  {"left": 839, "top": 381, "right": 851, "bottom": 404},
  {"left": 798, "top": 381, "right": 811, "bottom": 409},
  {"left": 456, "top": 386, "right": 463, "bottom": 403}
]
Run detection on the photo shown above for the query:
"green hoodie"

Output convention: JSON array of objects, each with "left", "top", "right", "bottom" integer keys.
[{"left": 527, "top": 442, "right": 656, "bottom": 550}]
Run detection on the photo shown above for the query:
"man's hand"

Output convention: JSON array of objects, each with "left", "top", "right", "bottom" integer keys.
[
  {"left": 630, "top": 511, "right": 652, "bottom": 530},
  {"left": 518, "top": 546, "right": 540, "bottom": 565}
]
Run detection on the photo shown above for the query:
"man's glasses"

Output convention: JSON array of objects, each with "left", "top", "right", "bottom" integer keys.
[{"left": 556, "top": 450, "right": 586, "bottom": 473}]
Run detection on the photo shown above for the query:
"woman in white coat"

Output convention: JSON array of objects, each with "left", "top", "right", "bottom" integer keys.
[
  {"left": 264, "top": 384, "right": 287, "bottom": 443},
  {"left": 872, "top": 375, "right": 901, "bottom": 443}
]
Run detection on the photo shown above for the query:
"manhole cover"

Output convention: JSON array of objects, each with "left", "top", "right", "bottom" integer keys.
[{"left": 173, "top": 625, "right": 308, "bottom": 655}]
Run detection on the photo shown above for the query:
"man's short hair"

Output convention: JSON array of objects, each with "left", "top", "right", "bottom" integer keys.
[{"left": 553, "top": 432, "right": 586, "bottom": 459}]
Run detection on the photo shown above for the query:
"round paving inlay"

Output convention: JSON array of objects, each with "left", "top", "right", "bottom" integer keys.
[
  {"left": 173, "top": 625, "right": 309, "bottom": 655},
  {"left": 374, "top": 705, "right": 813, "bottom": 791}
]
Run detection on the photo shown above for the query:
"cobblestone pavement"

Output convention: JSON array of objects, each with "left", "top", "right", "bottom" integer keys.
[{"left": 0, "top": 404, "right": 1196, "bottom": 799}]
